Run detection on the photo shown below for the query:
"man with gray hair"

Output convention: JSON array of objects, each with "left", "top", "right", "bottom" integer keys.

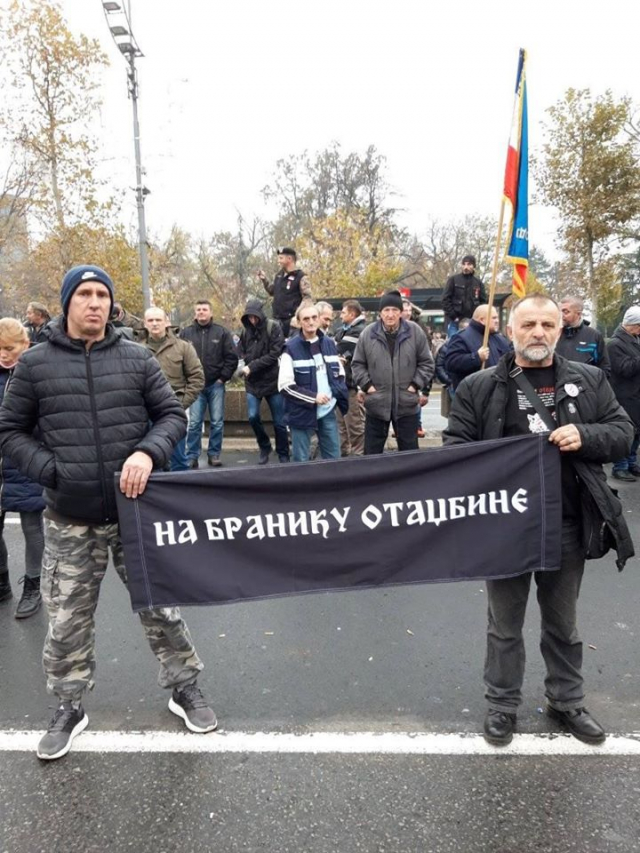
[
  {"left": 607, "top": 306, "right": 640, "bottom": 481},
  {"left": 444, "top": 293, "right": 633, "bottom": 747},
  {"left": 316, "top": 301, "right": 335, "bottom": 336},
  {"left": 556, "top": 294, "right": 609, "bottom": 375},
  {"left": 24, "top": 301, "right": 51, "bottom": 344}
]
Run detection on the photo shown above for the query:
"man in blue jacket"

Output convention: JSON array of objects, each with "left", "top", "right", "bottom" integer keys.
[
  {"left": 444, "top": 304, "right": 511, "bottom": 391},
  {"left": 278, "top": 302, "right": 348, "bottom": 462}
]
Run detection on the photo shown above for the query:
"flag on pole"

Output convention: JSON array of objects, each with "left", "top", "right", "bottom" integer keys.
[{"left": 504, "top": 49, "right": 529, "bottom": 299}]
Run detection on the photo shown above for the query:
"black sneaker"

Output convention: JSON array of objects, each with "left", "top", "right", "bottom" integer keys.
[
  {"left": 37, "top": 703, "right": 89, "bottom": 760},
  {"left": 278, "top": 455, "right": 290, "bottom": 463},
  {"left": 0, "top": 573, "right": 11, "bottom": 603},
  {"left": 168, "top": 682, "right": 217, "bottom": 733},
  {"left": 188, "top": 458, "right": 199, "bottom": 470},
  {"left": 15, "top": 575, "right": 41, "bottom": 619},
  {"left": 258, "top": 448, "right": 271, "bottom": 465}
]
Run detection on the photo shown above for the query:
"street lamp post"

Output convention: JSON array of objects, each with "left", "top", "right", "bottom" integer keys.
[{"left": 101, "top": 1, "right": 151, "bottom": 310}]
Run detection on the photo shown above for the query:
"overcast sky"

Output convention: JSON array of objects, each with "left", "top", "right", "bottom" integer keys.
[{"left": 51, "top": 0, "right": 640, "bottom": 261}]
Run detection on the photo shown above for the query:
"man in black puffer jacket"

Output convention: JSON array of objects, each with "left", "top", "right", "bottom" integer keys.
[
  {"left": 444, "top": 294, "right": 633, "bottom": 749},
  {"left": 237, "top": 298, "right": 288, "bottom": 464},
  {"left": 0, "top": 265, "right": 217, "bottom": 761}
]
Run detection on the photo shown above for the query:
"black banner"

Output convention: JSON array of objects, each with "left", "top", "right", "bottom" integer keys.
[{"left": 116, "top": 434, "right": 561, "bottom": 612}]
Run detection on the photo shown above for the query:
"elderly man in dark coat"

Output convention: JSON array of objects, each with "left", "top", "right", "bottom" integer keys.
[
  {"left": 444, "top": 294, "right": 633, "bottom": 747},
  {"left": 608, "top": 306, "right": 640, "bottom": 481}
]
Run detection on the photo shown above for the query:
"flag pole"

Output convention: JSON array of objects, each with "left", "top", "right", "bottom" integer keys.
[{"left": 481, "top": 198, "right": 507, "bottom": 354}]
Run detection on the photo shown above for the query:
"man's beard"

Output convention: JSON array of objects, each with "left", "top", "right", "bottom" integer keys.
[{"left": 515, "top": 341, "right": 555, "bottom": 363}]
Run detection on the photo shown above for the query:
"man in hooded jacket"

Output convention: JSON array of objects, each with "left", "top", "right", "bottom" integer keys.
[{"left": 237, "top": 299, "right": 288, "bottom": 464}]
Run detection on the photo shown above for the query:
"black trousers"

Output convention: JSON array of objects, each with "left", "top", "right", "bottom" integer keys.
[{"left": 364, "top": 414, "right": 418, "bottom": 455}]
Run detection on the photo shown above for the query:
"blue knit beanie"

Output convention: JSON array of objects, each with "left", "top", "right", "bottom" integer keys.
[{"left": 61, "top": 265, "right": 115, "bottom": 316}]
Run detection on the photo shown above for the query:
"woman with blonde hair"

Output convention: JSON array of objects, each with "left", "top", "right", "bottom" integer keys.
[{"left": 0, "top": 318, "right": 45, "bottom": 618}]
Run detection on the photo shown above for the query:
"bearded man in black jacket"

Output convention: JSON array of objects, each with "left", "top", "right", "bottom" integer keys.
[
  {"left": 0, "top": 265, "right": 217, "bottom": 761},
  {"left": 444, "top": 293, "right": 633, "bottom": 747},
  {"left": 441, "top": 254, "right": 487, "bottom": 337}
]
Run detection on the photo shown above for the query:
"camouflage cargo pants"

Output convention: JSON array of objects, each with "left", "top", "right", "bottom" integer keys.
[{"left": 41, "top": 519, "right": 204, "bottom": 702}]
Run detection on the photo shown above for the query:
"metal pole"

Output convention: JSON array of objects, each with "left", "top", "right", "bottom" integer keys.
[{"left": 127, "top": 54, "right": 151, "bottom": 310}]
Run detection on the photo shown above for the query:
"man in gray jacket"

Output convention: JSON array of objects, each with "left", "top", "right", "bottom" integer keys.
[{"left": 352, "top": 290, "right": 434, "bottom": 454}]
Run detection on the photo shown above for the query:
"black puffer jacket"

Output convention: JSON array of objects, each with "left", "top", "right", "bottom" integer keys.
[
  {"left": 443, "top": 353, "right": 635, "bottom": 569},
  {"left": 0, "top": 319, "right": 187, "bottom": 524},
  {"left": 180, "top": 320, "right": 238, "bottom": 386},
  {"left": 237, "top": 299, "right": 285, "bottom": 398}
]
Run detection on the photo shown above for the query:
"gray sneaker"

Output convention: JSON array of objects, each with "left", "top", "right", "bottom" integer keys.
[
  {"left": 168, "top": 682, "right": 217, "bottom": 733},
  {"left": 37, "top": 703, "right": 89, "bottom": 760}
]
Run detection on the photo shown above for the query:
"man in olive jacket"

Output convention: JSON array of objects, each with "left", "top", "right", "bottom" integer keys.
[
  {"left": 0, "top": 265, "right": 217, "bottom": 761},
  {"left": 141, "top": 306, "right": 205, "bottom": 470},
  {"left": 443, "top": 294, "right": 633, "bottom": 748},
  {"left": 352, "top": 290, "right": 434, "bottom": 454}
]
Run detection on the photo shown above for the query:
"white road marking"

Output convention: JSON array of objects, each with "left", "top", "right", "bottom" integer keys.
[{"left": 1, "top": 730, "right": 639, "bottom": 755}]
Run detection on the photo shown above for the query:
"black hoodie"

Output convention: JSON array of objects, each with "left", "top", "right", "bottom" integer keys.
[{"left": 237, "top": 299, "right": 285, "bottom": 397}]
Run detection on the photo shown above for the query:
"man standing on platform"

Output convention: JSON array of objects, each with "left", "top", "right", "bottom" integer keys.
[
  {"left": 257, "top": 247, "right": 312, "bottom": 338},
  {"left": 442, "top": 255, "right": 487, "bottom": 337}
]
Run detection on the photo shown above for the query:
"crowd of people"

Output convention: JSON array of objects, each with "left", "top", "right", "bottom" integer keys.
[{"left": 0, "top": 245, "right": 636, "bottom": 760}]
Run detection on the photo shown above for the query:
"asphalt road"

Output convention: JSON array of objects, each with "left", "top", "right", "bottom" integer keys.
[{"left": 1, "top": 447, "right": 639, "bottom": 852}]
